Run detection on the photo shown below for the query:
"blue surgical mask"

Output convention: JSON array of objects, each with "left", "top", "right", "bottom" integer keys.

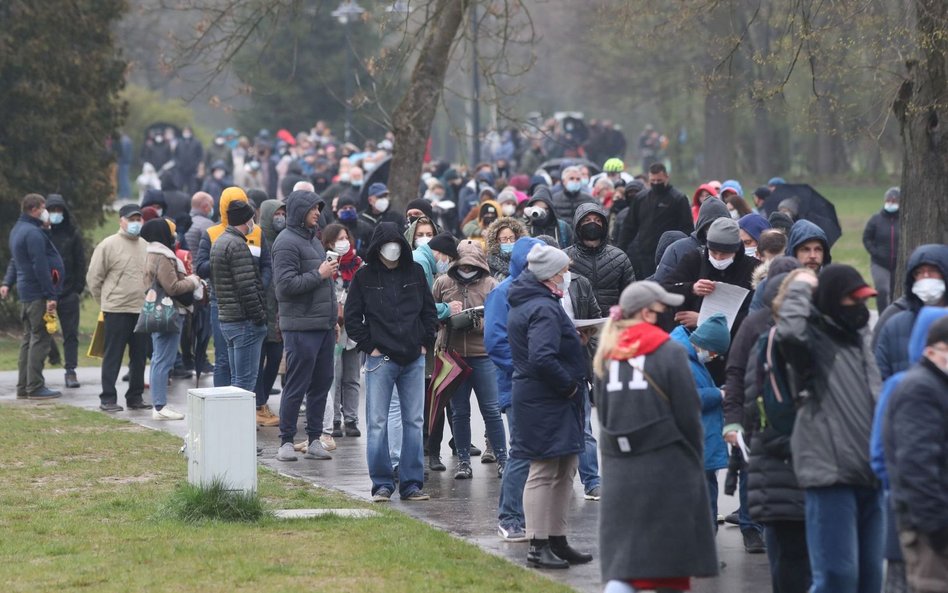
[
  {"left": 49, "top": 212, "right": 64, "bottom": 225},
  {"left": 500, "top": 243, "right": 514, "bottom": 254},
  {"left": 339, "top": 209, "right": 358, "bottom": 222},
  {"left": 883, "top": 203, "right": 899, "bottom": 213},
  {"left": 565, "top": 181, "right": 582, "bottom": 193},
  {"left": 696, "top": 349, "right": 713, "bottom": 364},
  {"left": 126, "top": 222, "right": 142, "bottom": 236},
  {"left": 436, "top": 259, "right": 451, "bottom": 275},
  {"left": 272, "top": 215, "right": 286, "bottom": 233},
  {"left": 351, "top": 179, "right": 363, "bottom": 188}
]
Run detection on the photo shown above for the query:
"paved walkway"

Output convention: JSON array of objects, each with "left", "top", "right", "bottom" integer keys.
[{"left": 1, "top": 367, "right": 772, "bottom": 593}]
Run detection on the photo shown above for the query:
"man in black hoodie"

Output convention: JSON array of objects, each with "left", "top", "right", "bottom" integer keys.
[
  {"left": 44, "top": 194, "right": 86, "bottom": 388},
  {"left": 345, "top": 222, "right": 438, "bottom": 503}
]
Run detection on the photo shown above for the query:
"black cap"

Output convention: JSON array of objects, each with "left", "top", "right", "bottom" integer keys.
[
  {"left": 119, "top": 204, "right": 142, "bottom": 218},
  {"left": 427, "top": 232, "right": 458, "bottom": 259},
  {"left": 227, "top": 200, "right": 255, "bottom": 226}
]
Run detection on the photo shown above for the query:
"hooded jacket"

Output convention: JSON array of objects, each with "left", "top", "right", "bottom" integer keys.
[
  {"left": 344, "top": 222, "right": 438, "bottom": 365},
  {"left": 7, "top": 213, "right": 65, "bottom": 302},
  {"left": 259, "top": 199, "right": 285, "bottom": 341},
  {"left": 484, "top": 216, "right": 527, "bottom": 281},
  {"left": 462, "top": 200, "right": 501, "bottom": 247},
  {"left": 45, "top": 194, "right": 86, "bottom": 297},
  {"left": 775, "top": 277, "right": 881, "bottom": 489},
  {"left": 412, "top": 243, "right": 451, "bottom": 321},
  {"left": 484, "top": 237, "right": 542, "bottom": 411},
  {"left": 785, "top": 219, "right": 832, "bottom": 267},
  {"left": 432, "top": 240, "right": 498, "bottom": 357},
  {"left": 507, "top": 268, "right": 587, "bottom": 460},
  {"left": 691, "top": 183, "right": 720, "bottom": 222},
  {"left": 525, "top": 186, "right": 571, "bottom": 248},
  {"left": 653, "top": 197, "right": 729, "bottom": 284},
  {"left": 874, "top": 244, "right": 948, "bottom": 379},
  {"left": 551, "top": 185, "right": 596, "bottom": 223},
  {"left": 272, "top": 191, "right": 336, "bottom": 333},
  {"left": 862, "top": 206, "right": 900, "bottom": 270},
  {"left": 564, "top": 202, "right": 635, "bottom": 310}
]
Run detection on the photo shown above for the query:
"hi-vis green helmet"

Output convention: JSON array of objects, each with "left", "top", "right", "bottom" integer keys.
[{"left": 603, "top": 158, "right": 625, "bottom": 173}]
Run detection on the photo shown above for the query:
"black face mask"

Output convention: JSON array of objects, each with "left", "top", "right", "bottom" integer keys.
[
  {"left": 834, "top": 303, "right": 870, "bottom": 332},
  {"left": 651, "top": 182, "right": 667, "bottom": 193},
  {"left": 579, "top": 221, "right": 605, "bottom": 241}
]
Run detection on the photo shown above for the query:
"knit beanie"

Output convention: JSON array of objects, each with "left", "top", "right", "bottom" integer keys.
[
  {"left": 768, "top": 211, "right": 794, "bottom": 234},
  {"left": 690, "top": 313, "right": 730, "bottom": 354},
  {"left": 738, "top": 213, "right": 771, "bottom": 243},
  {"left": 227, "top": 200, "right": 255, "bottom": 226},
  {"left": 427, "top": 232, "right": 458, "bottom": 259},
  {"left": 527, "top": 244, "right": 569, "bottom": 281},
  {"left": 406, "top": 198, "right": 434, "bottom": 220},
  {"left": 706, "top": 218, "right": 742, "bottom": 253}
]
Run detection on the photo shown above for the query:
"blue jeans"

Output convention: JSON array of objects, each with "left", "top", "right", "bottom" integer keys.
[
  {"left": 706, "top": 470, "right": 719, "bottom": 535},
  {"left": 364, "top": 354, "right": 425, "bottom": 497},
  {"left": 498, "top": 398, "right": 530, "bottom": 529},
  {"left": 450, "top": 356, "right": 507, "bottom": 464},
  {"left": 805, "top": 485, "right": 884, "bottom": 593},
  {"left": 150, "top": 319, "right": 182, "bottom": 408},
  {"left": 578, "top": 385, "right": 600, "bottom": 492},
  {"left": 219, "top": 320, "right": 266, "bottom": 392},
  {"left": 118, "top": 162, "right": 130, "bottom": 199},
  {"left": 389, "top": 388, "right": 402, "bottom": 467},
  {"left": 280, "top": 330, "right": 334, "bottom": 445},
  {"left": 210, "top": 300, "right": 231, "bottom": 387}
]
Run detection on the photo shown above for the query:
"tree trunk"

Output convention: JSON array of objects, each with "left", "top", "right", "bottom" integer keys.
[
  {"left": 703, "top": 83, "right": 736, "bottom": 179},
  {"left": 893, "top": 0, "right": 948, "bottom": 296},
  {"left": 387, "top": 0, "right": 468, "bottom": 212}
]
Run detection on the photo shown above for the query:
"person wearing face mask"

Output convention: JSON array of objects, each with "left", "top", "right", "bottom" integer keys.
[
  {"left": 774, "top": 265, "right": 884, "bottom": 593},
  {"left": 551, "top": 165, "right": 596, "bottom": 223},
  {"left": 334, "top": 195, "right": 375, "bottom": 259},
  {"left": 619, "top": 163, "right": 694, "bottom": 279},
  {"left": 874, "top": 244, "right": 948, "bottom": 380},
  {"left": 485, "top": 217, "right": 527, "bottom": 281},
  {"left": 360, "top": 183, "right": 405, "bottom": 231},
  {"left": 86, "top": 204, "right": 149, "bottom": 411},
  {"left": 433, "top": 240, "right": 509, "bottom": 480},
  {"left": 524, "top": 186, "right": 572, "bottom": 248},
  {"left": 345, "top": 222, "right": 439, "bottom": 502},
  {"left": 565, "top": 203, "right": 635, "bottom": 311},
  {"left": 652, "top": 196, "right": 730, "bottom": 284},
  {"left": 253, "top": 199, "right": 288, "bottom": 428},
  {"left": 862, "top": 187, "right": 901, "bottom": 312},
  {"left": 737, "top": 213, "right": 771, "bottom": 261},
  {"left": 495, "top": 189, "right": 520, "bottom": 220},
  {"left": 507, "top": 243, "right": 591, "bottom": 568},
  {"left": 173, "top": 126, "right": 204, "bottom": 193},
  {"left": 141, "top": 188, "right": 168, "bottom": 222},
  {"left": 463, "top": 200, "right": 501, "bottom": 249},
  {"left": 404, "top": 216, "right": 437, "bottom": 252},
  {"left": 200, "top": 160, "right": 232, "bottom": 206}
]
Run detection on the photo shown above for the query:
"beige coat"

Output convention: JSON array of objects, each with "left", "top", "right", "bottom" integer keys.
[
  {"left": 143, "top": 243, "right": 198, "bottom": 312},
  {"left": 86, "top": 230, "right": 149, "bottom": 313},
  {"left": 432, "top": 239, "right": 497, "bottom": 358}
]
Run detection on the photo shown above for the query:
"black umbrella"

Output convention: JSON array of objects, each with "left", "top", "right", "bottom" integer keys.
[
  {"left": 762, "top": 183, "right": 842, "bottom": 247},
  {"left": 359, "top": 156, "right": 392, "bottom": 210}
]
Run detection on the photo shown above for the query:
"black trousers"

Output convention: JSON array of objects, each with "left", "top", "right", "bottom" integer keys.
[
  {"left": 99, "top": 312, "right": 148, "bottom": 405},
  {"left": 255, "top": 340, "right": 283, "bottom": 408},
  {"left": 47, "top": 292, "right": 81, "bottom": 371},
  {"left": 763, "top": 520, "right": 812, "bottom": 593}
]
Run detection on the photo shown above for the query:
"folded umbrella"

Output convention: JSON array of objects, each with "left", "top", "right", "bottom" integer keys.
[{"left": 427, "top": 349, "right": 473, "bottom": 435}]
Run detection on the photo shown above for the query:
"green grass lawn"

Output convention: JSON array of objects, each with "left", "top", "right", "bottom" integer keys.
[
  {"left": 0, "top": 404, "right": 571, "bottom": 593},
  {"left": 0, "top": 184, "right": 889, "bottom": 372}
]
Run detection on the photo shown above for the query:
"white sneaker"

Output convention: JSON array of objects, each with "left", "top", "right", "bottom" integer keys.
[
  {"left": 276, "top": 442, "right": 298, "bottom": 462},
  {"left": 152, "top": 407, "right": 185, "bottom": 421},
  {"left": 319, "top": 434, "right": 337, "bottom": 451}
]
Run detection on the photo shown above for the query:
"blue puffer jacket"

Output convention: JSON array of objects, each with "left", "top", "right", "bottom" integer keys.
[
  {"left": 507, "top": 268, "right": 587, "bottom": 460},
  {"left": 484, "top": 237, "right": 542, "bottom": 412},
  {"left": 670, "top": 326, "right": 728, "bottom": 471},
  {"left": 874, "top": 244, "right": 948, "bottom": 379}
]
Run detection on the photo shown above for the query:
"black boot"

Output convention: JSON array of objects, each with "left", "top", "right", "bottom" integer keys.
[
  {"left": 526, "top": 539, "right": 569, "bottom": 569},
  {"left": 428, "top": 455, "right": 446, "bottom": 472},
  {"left": 549, "top": 535, "right": 592, "bottom": 565}
]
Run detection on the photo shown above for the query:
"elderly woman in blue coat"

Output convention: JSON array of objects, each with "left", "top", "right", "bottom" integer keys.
[{"left": 507, "top": 243, "right": 591, "bottom": 569}]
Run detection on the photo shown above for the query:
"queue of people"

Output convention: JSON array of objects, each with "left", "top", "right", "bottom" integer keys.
[{"left": 6, "top": 132, "right": 948, "bottom": 593}]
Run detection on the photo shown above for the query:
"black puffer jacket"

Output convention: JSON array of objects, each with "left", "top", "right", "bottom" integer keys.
[
  {"left": 747, "top": 423, "right": 806, "bottom": 523},
  {"left": 272, "top": 190, "right": 336, "bottom": 332},
  {"left": 551, "top": 186, "right": 595, "bottom": 223},
  {"left": 564, "top": 202, "right": 635, "bottom": 310},
  {"left": 210, "top": 226, "right": 266, "bottom": 324},
  {"left": 45, "top": 194, "right": 86, "bottom": 297},
  {"left": 862, "top": 207, "right": 899, "bottom": 270}
]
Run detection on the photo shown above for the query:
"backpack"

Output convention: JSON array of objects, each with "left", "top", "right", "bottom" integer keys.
[{"left": 754, "top": 326, "right": 803, "bottom": 435}]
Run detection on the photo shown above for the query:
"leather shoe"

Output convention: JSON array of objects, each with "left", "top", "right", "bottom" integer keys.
[
  {"left": 127, "top": 401, "right": 153, "bottom": 410},
  {"left": 64, "top": 372, "right": 80, "bottom": 388},
  {"left": 27, "top": 387, "right": 62, "bottom": 400},
  {"left": 549, "top": 535, "right": 592, "bottom": 564},
  {"left": 526, "top": 539, "right": 569, "bottom": 569},
  {"left": 100, "top": 402, "right": 124, "bottom": 412}
]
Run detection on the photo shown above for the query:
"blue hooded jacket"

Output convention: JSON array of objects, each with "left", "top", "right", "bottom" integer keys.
[
  {"left": 670, "top": 326, "right": 729, "bottom": 471},
  {"left": 874, "top": 244, "right": 948, "bottom": 379},
  {"left": 871, "top": 306, "right": 948, "bottom": 487},
  {"left": 412, "top": 243, "right": 451, "bottom": 321},
  {"left": 484, "top": 237, "right": 542, "bottom": 411},
  {"left": 785, "top": 219, "right": 832, "bottom": 266}
]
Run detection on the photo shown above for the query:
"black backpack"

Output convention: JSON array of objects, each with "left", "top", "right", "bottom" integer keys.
[{"left": 754, "top": 326, "right": 804, "bottom": 435}]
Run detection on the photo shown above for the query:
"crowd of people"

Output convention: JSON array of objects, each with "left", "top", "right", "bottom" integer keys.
[{"left": 5, "top": 121, "right": 948, "bottom": 593}]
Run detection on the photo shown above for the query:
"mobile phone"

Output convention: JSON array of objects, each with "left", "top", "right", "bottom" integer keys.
[{"left": 325, "top": 250, "right": 339, "bottom": 264}]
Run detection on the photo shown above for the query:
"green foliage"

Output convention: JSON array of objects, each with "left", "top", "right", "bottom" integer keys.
[
  {"left": 164, "top": 479, "right": 270, "bottom": 523},
  {"left": 0, "top": 0, "right": 128, "bottom": 323}
]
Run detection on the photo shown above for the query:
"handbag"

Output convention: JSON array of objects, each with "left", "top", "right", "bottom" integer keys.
[{"left": 134, "top": 276, "right": 182, "bottom": 334}]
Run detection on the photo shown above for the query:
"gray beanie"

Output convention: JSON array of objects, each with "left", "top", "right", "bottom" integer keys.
[
  {"left": 706, "top": 218, "right": 742, "bottom": 253},
  {"left": 527, "top": 244, "right": 569, "bottom": 281}
]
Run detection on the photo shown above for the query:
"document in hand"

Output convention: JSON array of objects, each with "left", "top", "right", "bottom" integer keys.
[{"left": 697, "top": 282, "right": 750, "bottom": 330}]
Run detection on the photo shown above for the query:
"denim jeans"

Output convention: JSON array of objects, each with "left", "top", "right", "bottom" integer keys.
[
  {"left": 219, "top": 320, "right": 266, "bottom": 392},
  {"left": 322, "top": 345, "right": 341, "bottom": 434},
  {"left": 150, "top": 320, "right": 182, "bottom": 408},
  {"left": 578, "top": 384, "right": 600, "bottom": 492},
  {"left": 334, "top": 346, "right": 361, "bottom": 425},
  {"left": 389, "top": 387, "right": 402, "bottom": 467},
  {"left": 364, "top": 354, "right": 425, "bottom": 497},
  {"left": 497, "top": 399, "right": 530, "bottom": 529},
  {"left": 805, "top": 485, "right": 884, "bottom": 593},
  {"left": 707, "top": 470, "right": 719, "bottom": 535},
  {"left": 450, "top": 356, "right": 507, "bottom": 464},
  {"left": 210, "top": 300, "right": 231, "bottom": 387},
  {"left": 280, "top": 330, "right": 334, "bottom": 445}
]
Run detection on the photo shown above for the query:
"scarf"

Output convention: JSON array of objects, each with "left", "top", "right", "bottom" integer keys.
[
  {"left": 337, "top": 247, "right": 363, "bottom": 284},
  {"left": 608, "top": 322, "right": 670, "bottom": 360}
]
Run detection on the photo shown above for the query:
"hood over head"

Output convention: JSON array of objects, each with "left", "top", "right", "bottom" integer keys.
[
  {"left": 694, "top": 196, "right": 729, "bottom": 242},
  {"left": 478, "top": 200, "right": 501, "bottom": 222},
  {"left": 692, "top": 183, "right": 720, "bottom": 207},
  {"left": 259, "top": 199, "right": 285, "bottom": 244},
  {"left": 219, "top": 187, "right": 248, "bottom": 226},
  {"left": 45, "top": 194, "right": 74, "bottom": 228},
  {"left": 571, "top": 202, "right": 609, "bottom": 237},
  {"left": 449, "top": 239, "right": 491, "bottom": 278},
  {"left": 786, "top": 219, "right": 831, "bottom": 264},
  {"left": 485, "top": 216, "right": 527, "bottom": 254},
  {"left": 405, "top": 215, "right": 436, "bottom": 246},
  {"left": 284, "top": 190, "right": 324, "bottom": 237},
  {"left": 141, "top": 188, "right": 167, "bottom": 210},
  {"left": 903, "top": 244, "right": 948, "bottom": 308},
  {"left": 655, "top": 230, "right": 688, "bottom": 266},
  {"left": 366, "top": 221, "right": 414, "bottom": 268},
  {"left": 909, "top": 306, "right": 948, "bottom": 362},
  {"left": 526, "top": 186, "right": 558, "bottom": 223}
]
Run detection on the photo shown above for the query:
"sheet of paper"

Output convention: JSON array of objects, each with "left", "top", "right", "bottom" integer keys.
[
  {"left": 573, "top": 317, "right": 611, "bottom": 329},
  {"left": 698, "top": 282, "right": 750, "bottom": 330},
  {"left": 736, "top": 431, "right": 751, "bottom": 463}
]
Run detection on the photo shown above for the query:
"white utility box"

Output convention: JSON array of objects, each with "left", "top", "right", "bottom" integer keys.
[{"left": 187, "top": 387, "right": 257, "bottom": 494}]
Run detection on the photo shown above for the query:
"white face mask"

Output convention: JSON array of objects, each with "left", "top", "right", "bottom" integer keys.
[
  {"left": 744, "top": 247, "right": 758, "bottom": 259},
  {"left": 557, "top": 271, "right": 572, "bottom": 293},
  {"left": 40, "top": 209, "right": 50, "bottom": 224},
  {"left": 912, "top": 277, "right": 946, "bottom": 305},
  {"left": 729, "top": 209, "right": 740, "bottom": 220},
  {"left": 334, "top": 240, "right": 350, "bottom": 254},
  {"left": 380, "top": 241, "right": 401, "bottom": 261},
  {"left": 457, "top": 269, "right": 478, "bottom": 280},
  {"left": 501, "top": 204, "right": 516, "bottom": 217},
  {"left": 696, "top": 348, "right": 713, "bottom": 364},
  {"left": 414, "top": 236, "right": 432, "bottom": 248},
  {"left": 884, "top": 203, "right": 899, "bottom": 213},
  {"left": 708, "top": 254, "right": 734, "bottom": 270},
  {"left": 374, "top": 198, "right": 390, "bottom": 213}
]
